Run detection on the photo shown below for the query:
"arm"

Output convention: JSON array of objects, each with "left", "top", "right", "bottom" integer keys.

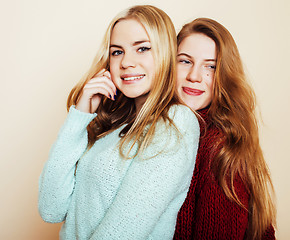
[
  {"left": 90, "top": 105, "right": 200, "bottom": 240},
  {"left": 38, "top": 106, "right": 96, "bottom": 223},
  {"left": 39, "top": 69, "right": 115, "bottom": 223},
  {"left": 262, "top": 225, "right": 276, "bottom": 240}
]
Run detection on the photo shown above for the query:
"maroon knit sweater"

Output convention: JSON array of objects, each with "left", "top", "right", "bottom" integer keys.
[{"left": 173, "top": 108, "right": 275, "bottom": 240}]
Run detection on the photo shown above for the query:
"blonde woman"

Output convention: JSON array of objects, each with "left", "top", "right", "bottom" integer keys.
[
  {"left": 173, "top": 18, "right": 276, "bottom": 239},
  {"left": 38, "top": 5, "right": 199, "bottom": 240}
]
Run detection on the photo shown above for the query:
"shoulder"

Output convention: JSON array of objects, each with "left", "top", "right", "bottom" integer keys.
[
  {"left": 168, "top": 103, "right": 195, "bottom": 117},
  {"left": 143, "top": 104, "right": 199, "bottom": 156},
  {"left": 168, "top": 104, "right": 199, "bottom": 133}
]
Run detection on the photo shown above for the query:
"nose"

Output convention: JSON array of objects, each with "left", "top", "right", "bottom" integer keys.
[
  {"left": 121, "top": 52, "right": 136, "bottom": 69},
  {"left": 186, "top": 65, "right": 202, "bottom": 83}
]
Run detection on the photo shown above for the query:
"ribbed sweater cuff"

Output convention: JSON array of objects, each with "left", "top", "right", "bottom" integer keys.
[{"left": 64, "top": 106, "right": 97, "bottom": 132}]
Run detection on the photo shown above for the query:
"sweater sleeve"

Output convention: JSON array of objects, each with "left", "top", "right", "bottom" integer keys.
[
  {"left": 261, "top": 225, "right": 276, "bottom": 240},
  {"left": 38, "top": 106, "right": 97, "bottom": 223},
  {"left": 90, "top": 105, "right": 200, "bottom": 240}
]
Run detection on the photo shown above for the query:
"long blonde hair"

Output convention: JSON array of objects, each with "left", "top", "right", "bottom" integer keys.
[
  {"left": 67, "top": 5, "right": 178, "bottom": 158},
  {"left": 177, "top": 18, "right": 276, "bottom": 239}
]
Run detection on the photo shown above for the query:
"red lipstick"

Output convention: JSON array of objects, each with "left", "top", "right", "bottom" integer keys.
[{"left": 182, "top": 87, "right": 204, "bottom": 96}]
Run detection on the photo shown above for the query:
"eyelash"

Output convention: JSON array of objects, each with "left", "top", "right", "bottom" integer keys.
[
  {"left": 111, "top": 50, "right": 123, "bottom": 56},
  {"left": 111, "top": 46, "right": 151, "bottom": 56},
  {"left": 179, "top": 59, "right": 216, "bottom": 70},
  {"left": 207, "top": 65, "right": 216, "bottom": 70},
  {"left": 179, "top": 59, "right": 191, "bottom": 64},
  {"left": 137, "top": 47, "right": 151, "bottom": 53}
]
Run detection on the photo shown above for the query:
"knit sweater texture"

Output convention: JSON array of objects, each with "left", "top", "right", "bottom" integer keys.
[
  {"left": 38, "top": 104, "right": 199, "bottom": 240},
  {"left": 173, "top": 107, "right": 275, "bottom": 240}
]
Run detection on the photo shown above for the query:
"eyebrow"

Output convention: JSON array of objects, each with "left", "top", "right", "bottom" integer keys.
[
  {"left": 177, "top": 53, "right": 216, "bottom": 62},
  {"left": 110, "top": 40, "right": 150, "bottom": 48}
]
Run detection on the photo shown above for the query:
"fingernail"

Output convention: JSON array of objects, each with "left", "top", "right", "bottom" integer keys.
[{"left": 109, "top": 94, "right": 115, "bottom": 101}]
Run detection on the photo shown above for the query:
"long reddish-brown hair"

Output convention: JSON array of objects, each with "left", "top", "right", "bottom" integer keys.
[{"left": 177, "top": 18, "right": 276, "bottom": 239}]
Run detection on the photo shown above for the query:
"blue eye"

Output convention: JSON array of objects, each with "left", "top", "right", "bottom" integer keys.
[
  {"left": 138, "top": 47, "right": 151, "bottom": 53},
  {"left": 208, "top": 65, "right": 216, "bottom": 69},
  {"left": 111, "top": 50, "right": 123, "bottom": 56},
  {"left": 179, "top": 59, "right": 191, "bottom": 64}
]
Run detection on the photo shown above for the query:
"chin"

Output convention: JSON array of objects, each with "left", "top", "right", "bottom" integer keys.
[
  {"left": 186, "top": 102, "right": 201, "bottom": 111},
  {"left": 121, "top": 91, "right": 141, "bottom": 99},
  {"left": 181, "top": 99, "right": 196, "bottom": 111}
]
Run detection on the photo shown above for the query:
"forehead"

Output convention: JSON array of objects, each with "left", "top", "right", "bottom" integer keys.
[
  {"left": 110, "top": 19, "right": 150, "bottom": 44},
  {"left": 178, "top": 33, "right": 216, "bottom": 58}
]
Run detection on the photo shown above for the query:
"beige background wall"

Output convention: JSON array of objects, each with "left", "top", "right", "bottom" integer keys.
[{"left": 1, "top": 0, "right": 289, "bottom": 239}]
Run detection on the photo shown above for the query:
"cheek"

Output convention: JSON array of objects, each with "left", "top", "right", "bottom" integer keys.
[
  {"left": 109, "top": 61, "right": 118, "bottom": 77},
  {"left": 176, "top": 73, "right": 186, "bottom": 89},
  {"left": 205, "top": 74, "right": 214, "bottom": 90},
  {"left": 206, "top": 79, "right": 214, "bottom": 103},
  {"left": 144, "top": 55, "right": 155, "bottom": 75},
  {"left": 208, "top": 78, "right": 215, "bottom": 92},
  {"left": 176, "top": 79, "right": 183, "bottom": 91},
  {"left": 177, "top": 66, "right": 187, "bottom": 81},
  {"left": 108, "top": 64, "right": 118, "bottom": 86}
]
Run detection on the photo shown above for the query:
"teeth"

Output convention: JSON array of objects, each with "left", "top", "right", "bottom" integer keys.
[{"left": 123, "top": 75, "right": 144, "bottom": 81}]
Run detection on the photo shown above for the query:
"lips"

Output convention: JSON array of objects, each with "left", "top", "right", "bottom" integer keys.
[
  {"left": 121, "top": 74, "right": 145, "bottom": 84},
  {"left": 182, "top": 87, "right": 204, "bottom": 96}
]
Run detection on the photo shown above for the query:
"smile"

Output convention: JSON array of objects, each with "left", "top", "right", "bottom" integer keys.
[
  {"left": 121, "top": 74, "right": 145, "bottom": 83},
  {"left": 182, "top": 87, "right": 204, "bottom": 96}
]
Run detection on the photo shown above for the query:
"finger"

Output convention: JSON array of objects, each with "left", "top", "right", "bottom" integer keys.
[
  {"left": 91, "top": 71, "right": 113, "bottom": 87},
  {"left": 82, "top": 86, "right": 111, "bottom": 100},
  {"left": 103, "top": 70, "right": 111, "bottom": 79},
  {"left": 90, "top": 87, "right": 112, "bottom": 100},
  {"left": 84, "top": 83, "right": 116, "bottom": 100},
  {"left": 87, "top": 76, "right": 116, "bottom": 95},
  {"left": 102, "top": 71, "right": 117, "bottom": 94},
  {"left": 86, "top": 77, "right": 116, "bottom": 94},
  {"left": 94, "top": 68, "right": 107, "bottom": 78}
]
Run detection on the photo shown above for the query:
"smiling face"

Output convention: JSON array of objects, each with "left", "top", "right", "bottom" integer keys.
[
  {"left": 176, "top": 33, "right": 216, "bottom": 111},
  {"left": 109, "top": 19, "right": 155, "bottom": 110}
]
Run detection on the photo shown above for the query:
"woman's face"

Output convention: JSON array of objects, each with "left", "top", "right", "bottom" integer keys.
[
  {"left": 176, "top": 33, "right": 216, "bottom": 111},
  {"left": 109, "top": 19, "right": 155, "bottom": 107}
]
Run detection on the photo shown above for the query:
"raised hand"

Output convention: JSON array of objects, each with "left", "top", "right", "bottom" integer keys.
[{"left": 76, "top": 69, "right": 117, "bottom": 113}]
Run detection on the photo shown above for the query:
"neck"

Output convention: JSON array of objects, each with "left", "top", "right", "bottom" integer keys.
[{"left": 134, "top": 94, "right": 149, "bottom": 114}]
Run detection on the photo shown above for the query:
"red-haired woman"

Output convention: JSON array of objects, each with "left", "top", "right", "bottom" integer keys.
[{"left": 174, "top": 18, "right": 276, "bottom": 240}]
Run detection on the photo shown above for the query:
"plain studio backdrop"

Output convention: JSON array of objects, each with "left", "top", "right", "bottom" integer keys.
[{"left": 1, "top": 0, "right": 289, "bottom": 239}]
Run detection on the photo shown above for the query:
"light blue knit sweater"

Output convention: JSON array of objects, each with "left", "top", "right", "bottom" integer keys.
[{"left": 38, "top": 104, "right": 199, "bottom": 240}]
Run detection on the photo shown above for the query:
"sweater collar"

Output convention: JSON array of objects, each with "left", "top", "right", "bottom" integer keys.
[{"left": 197, "top": 106, "right": 210, "bottom": 124}]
